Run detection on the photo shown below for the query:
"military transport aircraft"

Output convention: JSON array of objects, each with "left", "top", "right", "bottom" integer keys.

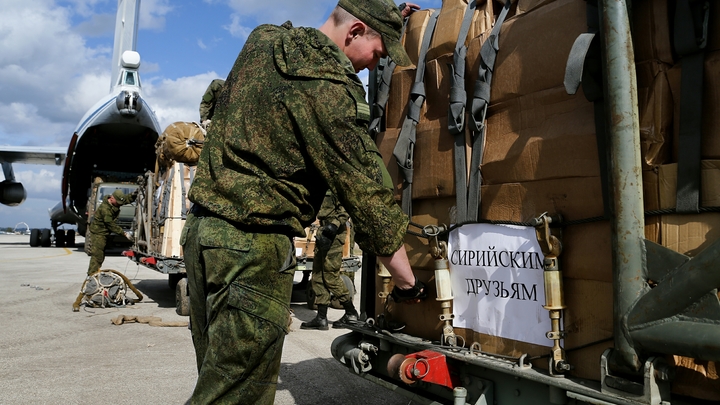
[
  {"left": 0, "top": 147, "right": 66, "bottom": 207},
  {"left": 0, "top": 0, "right": 161, "bottom": 247}
]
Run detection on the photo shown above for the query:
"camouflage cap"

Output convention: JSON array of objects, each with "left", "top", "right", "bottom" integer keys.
[
  {"left": 337, "top": 0, "right": 411, "bottom": 66},
  {"left": 112, "top": 189, "right": 128, "bottom": 205}
]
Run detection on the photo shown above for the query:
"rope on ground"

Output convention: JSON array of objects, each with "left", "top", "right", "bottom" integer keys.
[{"left": 111, "top": 314, "right": 188, "bottom": 327}]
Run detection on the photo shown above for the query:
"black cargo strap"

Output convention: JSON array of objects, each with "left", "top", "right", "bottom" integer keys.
[
  {"left": 674, "top": 0, "right": 709, "bottom": 213},
  {"left": 462, "top": 0, "right": 511, "bottom": 222},
  {"left": 369, "top": 59, "right": 397, "bottom": 138},
  {"left": 392, "top": 9, "right": 441, "bottom": 217},
  {"left": 369, "top": 21, "right": 409, "bottom": 138},
  {"left": 565, "top": 0, "right": 611, "bottom": 218},
  {"left": 448, "top": 0, "right": 480, "bottom": 223}
]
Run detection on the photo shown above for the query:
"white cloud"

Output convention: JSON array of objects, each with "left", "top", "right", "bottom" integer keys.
[
  {"left": 14, "top": 167, "right": 63, "bottom": 198},
  {"left": 144, "top": 72, "right": 224, "bottom": 128},
  {"left": 139, "top": 0, "right": 173, "bottom": 31}
]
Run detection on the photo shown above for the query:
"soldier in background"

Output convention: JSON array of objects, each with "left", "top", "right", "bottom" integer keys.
[
  {"left": 301, "top": 192, "right": 357, "bottom": 330},
  {"left": 198, "top": 78, "right": 225, "bottom": 128},
  {"left": 86, "top": 189, "right": 135, "bottom": 275}
]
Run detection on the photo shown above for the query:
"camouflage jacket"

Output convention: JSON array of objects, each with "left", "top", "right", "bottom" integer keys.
[
  {"left": 199, "top": 78, "right": 225, "bottom": 122},
  {"left": 88, "top": 196, "right": 124, "bottom": 236},
  {"left": 188, "top": 22, "right": 408, "bottom": 256},
  {"left": 317, "top": 191, "right": 349, "bottom": 230}
]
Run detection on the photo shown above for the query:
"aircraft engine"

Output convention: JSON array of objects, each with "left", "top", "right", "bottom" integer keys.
[
  {"left": 0, "top": 180, "right": 27, "bottom": 206},
  {"left": 116, "top": 90, "right": 142, "bottom": 117}
]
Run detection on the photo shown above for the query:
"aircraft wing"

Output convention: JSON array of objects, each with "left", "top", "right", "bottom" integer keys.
[{"left": 0, "top": 146, "right": 66, "bottom": 165}]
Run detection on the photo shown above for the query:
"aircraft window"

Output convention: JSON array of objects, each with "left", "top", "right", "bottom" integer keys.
[{"left": 125, "top": 72, "right": 136, "bottom": 86}]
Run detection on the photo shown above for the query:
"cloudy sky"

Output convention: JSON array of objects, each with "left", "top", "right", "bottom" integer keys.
[{"left": 0, "top": 0, "right": 441, "bottom": 230}]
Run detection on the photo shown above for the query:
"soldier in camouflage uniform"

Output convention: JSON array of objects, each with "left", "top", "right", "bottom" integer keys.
[
  {"left": 182, "top": 1, "right": 426, "bottom": 403},
  {"left": 198, "top": 78, "right": 225, "bottom": 125},
  {"left": 86, "top": 189, "right": 135, "bottom": 275},
  {"left": 301, "top": 191, "right": 357, "bottom": 330}
]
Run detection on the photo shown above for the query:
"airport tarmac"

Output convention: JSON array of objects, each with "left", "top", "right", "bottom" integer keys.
[{"left": 0, "top": 234, "right": 415, "bottom": 405}]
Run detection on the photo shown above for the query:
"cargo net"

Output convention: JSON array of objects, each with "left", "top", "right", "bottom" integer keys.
[{"left": 73, "top": 270, "right": 143, "bottom": 311}]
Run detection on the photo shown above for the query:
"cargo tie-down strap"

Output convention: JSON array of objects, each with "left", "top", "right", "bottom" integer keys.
[
  {"left": 392, "top": 9, "right": 441, "bottom": 217},
  {"left": 448, "top": 0, "right": 480, "bottom": 223},
  {"left": 368, "top": 19, "right": 409, "bottom": 138},
  {"left": 674, "top": 0, "right": 710, "bottom": 213},
  {"left": 448, "top": 0, "right": 511, "bottom": 223},
  {"left": 564, "top": 0, "right": 611, "bottom": 219}
]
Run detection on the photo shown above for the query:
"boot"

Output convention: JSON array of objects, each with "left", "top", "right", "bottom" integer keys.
[
  {"left": 301, "top": 304, "right": 329, "bottom": 331},
  {"left": 332, "top": 300, "right": 359, "bottom": 329}
]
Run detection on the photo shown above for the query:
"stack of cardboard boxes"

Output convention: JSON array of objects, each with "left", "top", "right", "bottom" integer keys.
[{"left": 374, "top": 0, "right": 719, "bottom": 400}]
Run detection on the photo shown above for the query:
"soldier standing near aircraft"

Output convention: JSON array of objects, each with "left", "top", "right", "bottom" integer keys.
[
  {"left": 301, "top": 192, "right": 357, "bottom": 331},
  {"left": 182, "top": 1, "right": 425, "bottom": 403},
  {"left": 199, "top": 78, "right": 225, "bottom": 127},
  {"left": 86, "top": 189, "right": 135, "bottom": 275}
]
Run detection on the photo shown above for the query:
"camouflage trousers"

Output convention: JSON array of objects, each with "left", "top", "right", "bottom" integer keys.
[
  {"left": 311, "top": 227, "right": 351, "bottom": 306},
  {"left": 86, "top": 233, "right": 106, "bottom": 275},
  {"left": 182, "top": 213, "right": 295, "bottom": 405}
]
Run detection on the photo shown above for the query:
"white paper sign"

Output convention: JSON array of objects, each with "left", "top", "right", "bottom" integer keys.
[{"left": 449, "top": 223, "right": 552, "bottom": 347}]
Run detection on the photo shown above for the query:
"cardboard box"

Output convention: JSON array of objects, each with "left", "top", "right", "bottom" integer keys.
[
  {"left": 672, "top": 357, "right": 720, "bottom": 402},
  {"left": 632, "top": 0, "right": 674, "bottom": 64},
  {"left": 636, "top": 60, "right": 673, "bottom": 168},
  {"left": 385, "top": 68, "right": 421, "bottom": 129},
  {"left": 480, "top": 176, "right": 604, "bottom": 223},
  {"left": 490, "top": 0, "right": 588, "bottom": 104},
  {"left": 424, "top": 54, "right": 453, "bottom": 122},
  {"left": 403, "top": 9, "right": 436, "bottom": 67},
  {"left": 657, "top": 160, "right": 720, "bottom": 210},
  {"left": 483, "top": 86, "right": 600, "bottom": 184},
  {"left": 377, "top": 118, "right": 459, "bottom": 200},
  {"left": 669, "top": 50, "right": 720, "bottom": 160},
  {"left": 426, "top": 0, "right": 496, "bottom": 62}
]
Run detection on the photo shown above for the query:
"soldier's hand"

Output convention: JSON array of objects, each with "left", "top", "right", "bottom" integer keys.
[
  {"left": 389, "top": 276, "right": 427, "bottom": 304},
  {"left": 399, "top": 2, "right": 420, "bottom": 18},
  {"left": 124, "top": 231, "right": 134, "bottom": 242}
]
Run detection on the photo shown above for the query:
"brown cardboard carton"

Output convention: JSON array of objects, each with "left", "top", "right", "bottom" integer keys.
[
  {"left": 672, "top": 357, "right": 720, "bottom": 402},
  {"left": 481, "top": 177, "right": 604, "bottom": 223},
  {"left": 385, "top": 68, "right": 419, "bottom": 129},
  {"left": 424, "top": 54, "right": 453, "bottom": 122},
  {"left": 426, "top": 0, "right": 469, "bottom": 62},
  {"left": 636, "top": 60, "right": 673, "bottom": 168},
  {"left": 491, "top": 0, "right": 587, "bottom": 104},
  {"left": 403, "top": 9, "right": 435, "bottom": 67},
  {"left": 377, "top": 118, "right": 458, "bottom": 200},
  {"left": 669, "top": 50, "right": 720, "bottom": 160},
  {"left": 515, "top": 0, "right": 555, "bottom": 15},
  {"left": 657, "top": 160, "right": 720, "bottom": 210},
  {"left": 426, "top": 0, "right": 496, "bottom": 61},
  {"left": 632, "top": 0, "right": 674, "bottom": 64},
  {"left": 483, "top": 86, "right": 599, "bottom": 184}
]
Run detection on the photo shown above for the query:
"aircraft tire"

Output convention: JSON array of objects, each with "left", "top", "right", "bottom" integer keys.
[
  {"left": 40, "top": 229, "right": 52, "bottom": 247},
  {"left": 66, "top": 230, "right": 76, "bottom": 247},
  {"left": 175, "top": 277, "right": 190, "bottom": 316},
  {"left": 55, "top": 230, "right": 66, "bottom": 247},
  {"left": 29, "top": 229, "right": 41, "bottom": 247}
]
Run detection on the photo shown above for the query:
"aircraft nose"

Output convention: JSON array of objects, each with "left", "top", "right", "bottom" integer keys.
[{"left": 116, "top": 91, "right": 142, "bottom": 117}]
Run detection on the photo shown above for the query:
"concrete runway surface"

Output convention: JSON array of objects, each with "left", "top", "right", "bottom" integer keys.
[{"left": 0, "top": 233, "right": 415, "bottom": 405}]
